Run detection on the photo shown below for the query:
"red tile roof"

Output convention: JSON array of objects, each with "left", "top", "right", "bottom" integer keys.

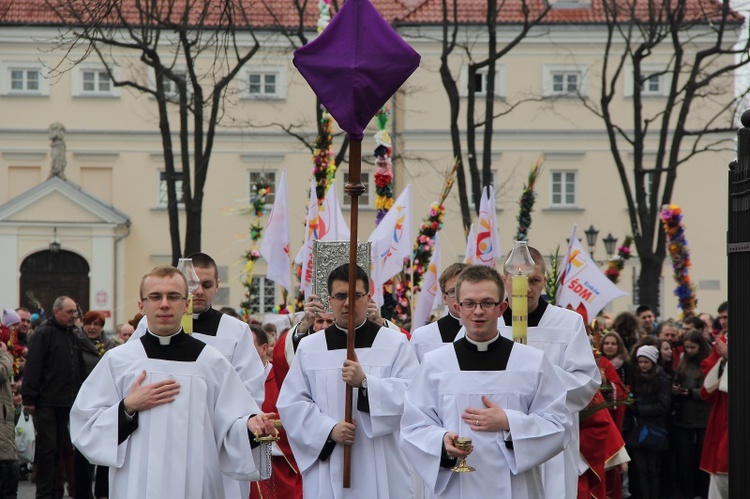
[{"left": 0, "top": 0, "right": 741, "bottom": 28}]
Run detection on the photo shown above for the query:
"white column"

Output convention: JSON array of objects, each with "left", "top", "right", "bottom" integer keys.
[
  {"left": 0, "top": 231, "right": 19, "bottom": 308},
  {"left": 89, "top": 229, "right": 115, "bottom": 329}
]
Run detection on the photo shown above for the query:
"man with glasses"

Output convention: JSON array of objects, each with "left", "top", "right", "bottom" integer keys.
[
  {"left": 401, "top": 265, "right": 571, "bottom": 498},
  {"left": 277, "top": 263, "right": 419, "bottom": 498},
  {"left": 411, "top": 263, "right": 467, "bottom": 362},
  {"left": 128, "top": 253, "right": 267, "bottom": 499},
  {"left": 499, "top": 246, "right": 600, "bottom": 499},
  {"left": 70, "top": 266, "right": 277, "bottom": 498},
  {"left": 21, "top": 296, "right": 84, "bottom": 499}
]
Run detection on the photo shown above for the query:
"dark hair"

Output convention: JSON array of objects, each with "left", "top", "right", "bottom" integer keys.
[
  {"left": 219, "top": 306, "right": 240, "bottom": 319},
  {"left": 82, "top": 311, "right": 105, "bottom": 326},
  {"left": 439, "top": 263, "right": 468, "bottom": 293},
  {"left": 187, "top": 252, "right": 219, "bottom": 279},
  {"left": 676, "top": 330, "right": 711, "bottom": 381},
  {"left": 717, "top": 301, "right": 728, "bottom": 314},
  {"left": 15, "top": 307, "right": 30, "bottom": 314},
  {"left": 682, "top": 316, "right": 704, "bottom": 331},
  {"left": 635, "top": 304, "right": 653, "bottom": 316},
  {"left": 128, "top": 313, "right": 143, "bottom": 329},
  {"left": 262, "top": 323, "right": 277, "bottom": 335},
  {"left": 327, "top": 263, "right": 369, "bottom": 294},
  {"left": 613, "top": 312, "right": 640, "bottom": 340},
  {"left": 250, "top": 323, "right": 268, "bottom": 345},
  {"left": 656, "top": 321, "right": 678, "bottom": 339},
  {"left": 455, "top": 265, "right": 505, "bottom": 302},
  {"left": 629, "top": 335, "right": 657, "bottom": 360}
]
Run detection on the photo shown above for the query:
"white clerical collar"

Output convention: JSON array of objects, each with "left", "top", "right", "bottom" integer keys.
[
  {"left": 465, "top": 332, "right": 500, "bottom": 352},
  {"left": 334, "top": 319, "right": 368, "bottom": 332},
  {"left": 146, "top": 328, "right": 183, "bottom": 345},
  {"left": 192, "top": 308, "right": 211, "bottom": 320}
]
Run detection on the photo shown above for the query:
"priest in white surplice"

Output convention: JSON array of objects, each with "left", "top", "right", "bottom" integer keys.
[
  {"left": 277, "top": 263, "right": 419, "bottom": 498},
  {"left": 400, "top": 265, "right": 572, "bottom": 498},
  {"left": 70, "top": 266, "right": 277, "bottom": 499},
  {"left": 499, "top": 246, "right": 601, "bottom": 499},
  {"left": 410, "top": 262, "right": 467, "bottom": 363}
]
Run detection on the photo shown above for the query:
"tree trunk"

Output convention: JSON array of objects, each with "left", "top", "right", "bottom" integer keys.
[{"left": 637, "top": 253, "right": 664, "bottom": 315}]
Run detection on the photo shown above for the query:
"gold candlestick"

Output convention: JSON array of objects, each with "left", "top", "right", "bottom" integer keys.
[{"left": 451, "top": 437, "right": 475, "bottom": 473}]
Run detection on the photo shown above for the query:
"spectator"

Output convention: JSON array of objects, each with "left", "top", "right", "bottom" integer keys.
[
  {"left": 600, "top": 331, "right": 634, "bottom": 406},
  {"left": 0, "top": 337, "right": 18, "bottom": 499},
  {"left": 672, "top": 330, "right": 711, "bottom": 498},
  {"left": 21, "top": 296, "right": 84, "bottom": 499},
  {"left": 636, "top": 305, "right": 657, "bottom": 335},
  {"left": 262, "top": 323, "right": 277, "bottom": 362},
  {"left": 628, "top": 345, "right": 671, "bottom": 499},
  {"left": 613, "top": 312, "right": 642, "bottom": 353}
]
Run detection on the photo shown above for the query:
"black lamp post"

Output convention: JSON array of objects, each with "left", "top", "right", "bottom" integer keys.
[
  {"left": 584, "top": 224, "right": 599, "bottom": 258},
  {"left": 49, "top": 228, "right": 60, "bottom": 254},
  {"left": 602, "top": 233, "right": 618, "bottom": 259}
]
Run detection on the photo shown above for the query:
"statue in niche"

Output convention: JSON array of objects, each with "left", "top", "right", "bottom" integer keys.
[{"left": 47, "top": 122, "right": 67, "bottom": 180}]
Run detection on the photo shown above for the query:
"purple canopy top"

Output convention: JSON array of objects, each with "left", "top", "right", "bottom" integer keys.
[{"left": 293, "top": 0, "right": 421, "bottom": 141}]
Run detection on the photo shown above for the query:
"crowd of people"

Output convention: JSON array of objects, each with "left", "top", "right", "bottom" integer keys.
[{"left": 0, "top": 249, "right": 729, "bottom": 499}]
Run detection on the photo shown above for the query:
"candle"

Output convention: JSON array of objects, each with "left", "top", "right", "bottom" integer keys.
[
  {"left": 512, "top": 272, "right": 528, "bottom": 344},
  {"left": 181, "top": 293, "right": 193, "bottom": 334}
]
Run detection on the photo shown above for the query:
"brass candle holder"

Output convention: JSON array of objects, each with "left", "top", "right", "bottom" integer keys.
[{"left": 451, "top": 437, "right": 475, "bottom": 473}]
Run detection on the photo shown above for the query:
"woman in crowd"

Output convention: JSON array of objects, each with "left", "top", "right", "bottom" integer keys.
[
  {"left": 672, "top": 330, "right": 712, "bottom": 498},
  {"left": 655, "top": 338, "right": 675, "bottom": 380},
  {"left": 628, "top": 345, "right": 672, "bottom": 499},
  {"left": 599, "top": 332, "right": 632, "bottom": 428},
  {"left": 612, "top": 312, "right": 643, "bottom": 353}
]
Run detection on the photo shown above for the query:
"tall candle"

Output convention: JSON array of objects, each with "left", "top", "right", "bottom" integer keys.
[
  {"left": 512, "top": 273, "right": 528, "bottom": 344},
  {"left": 181, "top": 293, "right": 193, "bottom": 334}
]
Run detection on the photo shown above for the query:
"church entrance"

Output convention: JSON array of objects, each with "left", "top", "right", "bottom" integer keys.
[{"left": 19, "top": 249, "right": 90, "bottom": 316}]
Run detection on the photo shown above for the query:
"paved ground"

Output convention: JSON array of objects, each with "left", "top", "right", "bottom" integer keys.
[{"left": 17, "top": 479, "right": 73, "bottom": 499}]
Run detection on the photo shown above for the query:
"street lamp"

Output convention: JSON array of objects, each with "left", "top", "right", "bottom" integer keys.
[
  {"left": 584, "top": 224, "right": 599, "bottom": 258},
  {"left": 602, "top": 233, "right": 618, "bottom": 259},
  {"left": 49, "top": 227, "right": 61, "bottom": 254}
]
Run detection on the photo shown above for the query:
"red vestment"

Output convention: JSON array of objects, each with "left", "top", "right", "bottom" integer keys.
[{"left": 699, "top": 334, "right": 728, "bottom": 475}]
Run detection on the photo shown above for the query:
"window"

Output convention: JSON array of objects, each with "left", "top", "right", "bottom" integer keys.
[
  {"left": 249, "top": 170, "right": 276, "bottom": 205},
  {"left": 342, "top": 171, "right": 373, "bottom": 208},
  {"left": 11, "top": 69, "right": 40, "bottom": 92},
  {"left": 162, "top": 72, "right": 187, "bottom": 100},
  {"left": 247, "top": 276, "right": 276, "bottom": 314},
  {"left": 459, "top": 65, "right": 506, "bottom": 98},
  {"left": 624, "top": 65, "right": 670, "bottom": 97},
  {"left": 642, "top": 74, "right": 661, "bottom": 94},
  {"left": 544, "top": 64, "right": 588, "bottom": 97},
  {"left": 1, "top": 64, "right": 49, "bottom": 96},
  {"left": 73, "top": 68, "right": 120, "bottom": 97},
  {"left": 551, "top": 71, "right": 580, "bottom": 94},
  {"left": 243, "top": 67, "right": 287, "bottom": 100},
  {"left": 550, "top": 171, "right": 577, "bottom": 207},
  {"left": 158, "top": 171, "right": 185, "bottom": 207}
]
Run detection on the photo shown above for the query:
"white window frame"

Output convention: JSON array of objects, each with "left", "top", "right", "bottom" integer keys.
[
  {"left": 459, "top": 64, "right": 507, "bottom": 98},
  {"left": 161, "top": 70, "right": 188, "bottom": 100},
  {"left": 624, "top": 65, "right": 671, "bottom": 97},
  {"left": 73, "top": 66, "right": 121, "bottom": 97},
  {"left": 247, "top": 276, "right": 277, "bottom": 314},
  {"left": 248, "top": 170, "right": 277, "bottom": 206},
  {"left": 550, "top": 170, "right": 578, "bottom": 208},
  {"left": 341, "top": 171, "right": 374, "bottom": 209},
  {"left": 543, "top": 64, "right": 588, "bottom": 97},
  {"left": 0, "top": 63, "right": 49, "bottom": 96},
  {"left": 157, "top": 171, "right": 185, "bottom": 207},
  {"left": 242, "top": 66, "right": 287, "bottom": 100}
]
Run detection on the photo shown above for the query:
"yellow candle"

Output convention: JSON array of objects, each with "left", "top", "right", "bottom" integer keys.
[
  {"left": 512, "top": 274, "right": 527, "bottom": 344},
  {"left": 181, "top": 292, "right": 193, "bottom": 334}
]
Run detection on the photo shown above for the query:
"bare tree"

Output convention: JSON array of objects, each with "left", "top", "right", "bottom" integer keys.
[
  {"left": 582, "top": 0, "right": 750, "bottom": 309},
  {"left": 436, "top": 0, "right": 551, "bottom": 231},
  {"left": 46, "top": 0, "right": 260, "bottom": 264}
]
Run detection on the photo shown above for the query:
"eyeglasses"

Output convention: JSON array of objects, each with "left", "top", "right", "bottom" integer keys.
[
  {"left": 314, "top": 318, "right": 335, "bottom": 325},
  {"left": 443, "top": 288, "right": 456, "bottom": 298},
  {"left": 141, "top": 293, "right": 187, "bottom": 303},
  {"left": 458, "top": 300, "right": 501, "bottom": 311},
  {"left": 330, "top": 292, "right": 367, "bottom": 302}
]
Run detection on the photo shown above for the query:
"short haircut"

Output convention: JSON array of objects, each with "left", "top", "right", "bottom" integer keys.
[
  {"left": 15, "top": 307, "right": 30, "bottom": 314},
  {"left": 139, "top": 265, "right": 187, "bottom": 298},
  {"left": 327, "top": 263, "right": 369, "bottom": 294},
  {"left": 262, "top": 323, "right": 277, "bottom": 335},
  {"left": 717, "top": 301, "right": 728, "bottom": 314},
  {"left": 635, "top": 304, "right": 653, "bottom": 316},
  {"left": 455, "top": 265, "right": 505, "bottom": 301},
  {"left": 82, "top": 311, "right": 105, "bottom": 326},
  {"left": 439, "top": 263, "right": 467, "bottom": 293},
  {"left": 187, "top": 252, "right": 219, "bottom": 279},
  {"left": 502, "top": 246, "right": 546, "bottom": 275},
  {"left": 219, "top": 306, "right": 240, "bottom": 318},
  {"left": 683, "top": 316, "right": 704, "bottom": 331},
  {"left": 250, "top": 323, "right": 268, "bottom": 345},
  {"left": 53, "top": 296, "right": 72, "bottom": 311},
  {"left": 656, "top": 321, "right": 677, "bottom": 337}
]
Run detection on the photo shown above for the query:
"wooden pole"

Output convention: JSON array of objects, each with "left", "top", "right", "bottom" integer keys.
[{"left": 343, "top": 139, "right": 364, "bottom": 488}]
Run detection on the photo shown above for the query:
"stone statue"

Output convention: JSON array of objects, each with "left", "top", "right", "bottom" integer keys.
[{"left": 47, "top": 122, "right": 67, "bottom": 180}]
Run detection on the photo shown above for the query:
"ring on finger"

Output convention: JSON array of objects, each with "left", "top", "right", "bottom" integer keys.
[{"left": 475, "top": 419, "right": 479, "bottom": 426}]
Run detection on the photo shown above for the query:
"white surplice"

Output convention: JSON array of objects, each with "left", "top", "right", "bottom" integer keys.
[
  {"left": 497, "top": 303, "right": 601, "bottom": 498},
  {"left": 70, "top": 335, "right": 264, "bottom": 499},
  {"left": 276, "top": 324, "right": 419, "bottom": 498},
  {"left": 400, "top": 340, "right": 572, "bottom": 498},
  {"left": 410, "top": 313, "right": 464, "bottom": 363}
]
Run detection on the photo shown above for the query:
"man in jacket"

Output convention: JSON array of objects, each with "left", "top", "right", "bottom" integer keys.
[{"left": 21, "top": 296, "right": 83, "bottom": 499}]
